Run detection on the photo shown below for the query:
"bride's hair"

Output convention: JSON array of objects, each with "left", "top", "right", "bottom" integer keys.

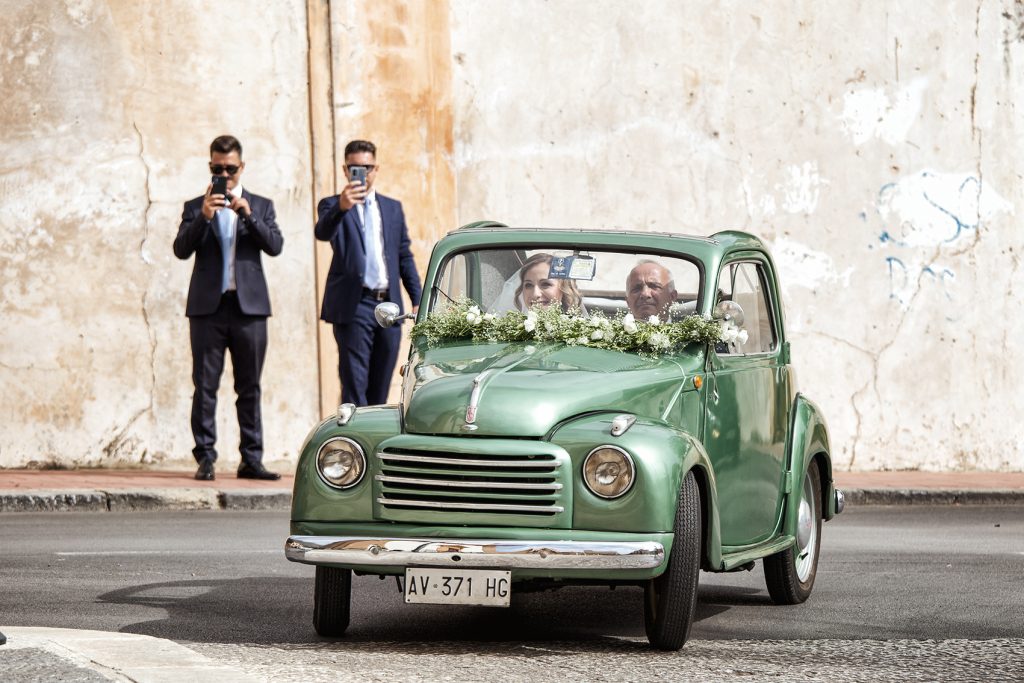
[{"left": 513, "top": 253, "right": 582, "bottom": 312}]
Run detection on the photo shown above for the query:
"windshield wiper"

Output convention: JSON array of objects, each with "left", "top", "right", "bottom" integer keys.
[{"left": 431, "top": 284, "right": 458, "bottom": 307}]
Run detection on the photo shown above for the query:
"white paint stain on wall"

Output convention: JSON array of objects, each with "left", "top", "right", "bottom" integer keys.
[
  {"left": 779, "top": 161, "right": 827, "bottom": 215},
  {"left": 839, "top": 77, "right": 928, "bottom": 146},
  {"left": 771, "top": 236, "right": 852, "bottom": 292}
]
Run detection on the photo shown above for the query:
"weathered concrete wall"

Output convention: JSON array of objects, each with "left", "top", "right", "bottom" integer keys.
[
  {"left": 0, "top": 0, "right": 319, "bottom": 469},
  {"left": 2, "top": 1, "right": 1022, "bottom": 472},
  {"left": 448, "top": 1, "right": 1023, "bottom": 471}
]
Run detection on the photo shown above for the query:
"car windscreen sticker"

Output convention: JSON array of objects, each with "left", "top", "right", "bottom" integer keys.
[{"left": 548, "top": 255, "right": 596, "bottom": 280}]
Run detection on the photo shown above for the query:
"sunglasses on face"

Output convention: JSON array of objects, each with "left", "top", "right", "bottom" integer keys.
[{"left": 209, "top": 164, "right": 240, "bottom": 175}]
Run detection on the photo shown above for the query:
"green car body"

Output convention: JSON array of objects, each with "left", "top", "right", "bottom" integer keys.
[{"left": 287, "top": 224, "right": 843, "bottom": 648}]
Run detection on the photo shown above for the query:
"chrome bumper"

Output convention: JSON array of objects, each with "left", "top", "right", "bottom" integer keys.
[{"left": 285, "top": 535, "right": 665, "bottom": 570}]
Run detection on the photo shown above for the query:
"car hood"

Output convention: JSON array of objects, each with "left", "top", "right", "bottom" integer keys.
[{"left": 402, "top": 342, "right": 702, "bottom": 437}]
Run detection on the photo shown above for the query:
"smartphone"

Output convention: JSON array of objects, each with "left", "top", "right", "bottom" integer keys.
[
  {"left": 348, "top": 165, "right": 367, "bottom": 187},
  {"left": 211, "top": 175, "right": 228, "bottom": 198}
]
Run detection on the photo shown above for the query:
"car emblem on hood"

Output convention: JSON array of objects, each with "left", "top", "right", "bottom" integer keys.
[{"left": 463, "top": 370, "right": 492, "bottom": 429}]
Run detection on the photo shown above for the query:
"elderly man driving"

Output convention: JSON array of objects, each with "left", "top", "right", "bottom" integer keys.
[{"left": 626, "top": 260, "right": 678, "bottom": 322}]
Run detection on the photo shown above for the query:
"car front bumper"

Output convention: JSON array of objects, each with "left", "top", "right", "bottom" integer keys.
[{"left": 285, "top": 535, "right": 665, "bottom": 571}]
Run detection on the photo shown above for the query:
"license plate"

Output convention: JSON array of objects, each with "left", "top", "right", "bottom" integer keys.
[{"left": 404, "top": 568, "right": 511, "bottom": 607}]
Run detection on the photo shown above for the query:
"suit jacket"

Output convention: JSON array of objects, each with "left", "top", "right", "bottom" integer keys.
[
  {"left": 173, "top": 190, "right": 284, "bottom": 317},
  {"left": 315, "top": 192, "right": 422, "bottom": 324}
]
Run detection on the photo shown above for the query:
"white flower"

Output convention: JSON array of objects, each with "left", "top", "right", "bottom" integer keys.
[
  {"left": 648, "top": 315, "right": 661, "bottom": 326},
  {"left": 720, "top": 321, "right": 747, "bottom": 344},
  {"left": 622, "top": 314, "right": 638, "bottom": 334},
  {"left": 465, "top": 306, "right": 482, "bottom": 325},
  {"left": 590, "top": 329, "right": 604, "bottom": 341},
  {"left": 650, "top": 332, "right": 670, "bottom": 348},
  {"left": 523, "top": 311, "right": 538, "bottom": 332},
  {"left": 483, "top": 313, "right": 496, "bottom": 321},
  {"left": 576, "top": 336, "right": 588, "bottom": 345}
]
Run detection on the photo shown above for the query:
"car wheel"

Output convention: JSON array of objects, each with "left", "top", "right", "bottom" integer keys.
[
  {"left": 644, "top": 470, "right": 702, "bottom": 650},
  {"left": 764, "top": 459, "right": 822, "bottom": 604},
  {"left": 313, "top": 565, "right": 351, "bottom": 637}
]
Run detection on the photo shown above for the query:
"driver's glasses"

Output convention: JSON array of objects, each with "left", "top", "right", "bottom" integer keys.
[{"left": 209, "top": 164, "right": 240, "bottom": 175}]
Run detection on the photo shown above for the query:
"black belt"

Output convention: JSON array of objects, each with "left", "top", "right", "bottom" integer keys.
[{"left": 362, "top": 287, "right": 388, "bottom": 301}]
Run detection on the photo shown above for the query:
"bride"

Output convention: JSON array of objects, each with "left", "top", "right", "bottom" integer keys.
[{"left": 489, "top": 253, "right": 584, "bottom": 314}]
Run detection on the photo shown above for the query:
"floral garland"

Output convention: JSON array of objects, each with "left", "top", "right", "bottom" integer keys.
[{"left": 412, "top": 297, "right": 732, "bottom": 355}]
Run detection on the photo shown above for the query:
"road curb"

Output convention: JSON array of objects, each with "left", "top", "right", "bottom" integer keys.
[
  {"left": 842, "top": 488, "right": 1024, "bottom": 506},
  {"left": 0, "top": 488, "right": 292, "bottom": 513},
  {"left": 2, "top": 487, "right": 1023, "bottom": 513}
]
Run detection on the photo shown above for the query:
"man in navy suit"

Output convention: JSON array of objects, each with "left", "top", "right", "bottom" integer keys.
[
  {"left": 174, "top": 135, "right": 283, "bottom": 481},
  {"left": 315, "top": 140, "right": 422, "bottom": 406}
]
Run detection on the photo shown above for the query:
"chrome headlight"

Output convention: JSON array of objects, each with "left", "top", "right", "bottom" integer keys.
[
  {"left": 583, "top": 446, "right": 635, "bottom": 499},
  {"left": 316, "top": 437, "right": 366, "bottom": 489}
]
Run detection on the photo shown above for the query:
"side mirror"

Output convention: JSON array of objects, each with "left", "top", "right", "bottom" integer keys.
[
  {"left": 713, "top": 300, "right": 744, "bottom": 327},
  {"left": 374, "top": 302, "right": 414, "bottom": 328}
]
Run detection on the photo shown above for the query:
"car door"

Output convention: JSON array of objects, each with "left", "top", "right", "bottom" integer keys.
[{"left": 703, "top": 258, "right": 793, "bottom": 547}]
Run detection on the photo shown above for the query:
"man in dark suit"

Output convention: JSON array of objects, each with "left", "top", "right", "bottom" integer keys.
[
  {"left": 173, "top": 135, "right": 284, "bottom": 481},
  {"left": 315, "top": 140, "right": 422, "bottom": 406}
]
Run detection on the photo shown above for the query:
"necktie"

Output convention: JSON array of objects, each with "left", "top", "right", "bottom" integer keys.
[
  {"left": 363, "top": 196, "right": 382, "bottom": 289},
  {"left": 215, "top": 208, "right": 235, "bottom": 293}
]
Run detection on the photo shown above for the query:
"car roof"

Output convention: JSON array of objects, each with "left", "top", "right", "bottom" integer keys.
[{"left": 441, "top": 222, "right": 767, "bottom": 257}]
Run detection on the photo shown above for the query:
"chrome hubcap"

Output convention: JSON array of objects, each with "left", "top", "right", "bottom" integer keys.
[{"left": 794, "top": 473, "right": 818, "bottom": 582}]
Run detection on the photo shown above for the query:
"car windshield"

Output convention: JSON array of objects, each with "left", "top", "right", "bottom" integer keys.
[{"left": 430, "top": 247, "right": 702, "bottom": 321}]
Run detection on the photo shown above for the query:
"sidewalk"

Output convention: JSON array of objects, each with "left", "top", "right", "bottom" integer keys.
[
  {"left": 0, "top": 469, "right": 293, "bottom": 512},
  {"left": 2, "top": 468, "right": 1024, "bottom": 512},
  {"left": 0, "top": 627, "right": 258, "bottom": 682}
]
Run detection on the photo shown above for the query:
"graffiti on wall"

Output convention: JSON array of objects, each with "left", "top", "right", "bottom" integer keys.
[{"left": 871, "top": 170, "right": 1012, "bottom": 308}]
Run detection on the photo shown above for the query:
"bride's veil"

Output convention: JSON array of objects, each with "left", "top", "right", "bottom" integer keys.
[{"left": 487, "top": 270, "right": 524, "bottom": 314}]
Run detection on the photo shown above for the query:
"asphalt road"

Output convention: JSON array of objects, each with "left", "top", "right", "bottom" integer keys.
[{"left": 2, "top": 506, "right": 1023, "bottom": 680}]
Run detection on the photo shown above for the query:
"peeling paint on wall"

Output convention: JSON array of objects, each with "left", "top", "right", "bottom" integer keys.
[{"left": 839, "top": 78, "right": 928, "bottom": 146}]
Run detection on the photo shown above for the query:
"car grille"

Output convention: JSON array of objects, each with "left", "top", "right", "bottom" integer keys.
[{"left": 374, "top": 438, "right": 572, "bottom": 528}]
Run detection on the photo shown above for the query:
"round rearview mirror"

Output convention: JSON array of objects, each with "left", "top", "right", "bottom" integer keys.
[
  {"left": 714, "top": 300, "right": 744, "bottom": 327},
  {"left": 374, "top": 302, "right": 402, "bottom": 328}
]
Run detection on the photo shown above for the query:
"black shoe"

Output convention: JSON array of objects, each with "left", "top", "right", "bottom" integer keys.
[
  {"left": 237, "top": 462, "right": 281, "bottom": 480},
  {"left": 195, "top": 460, "right": 215, "bottom": 481}
]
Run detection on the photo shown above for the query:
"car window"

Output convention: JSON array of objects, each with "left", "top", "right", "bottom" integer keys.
[
  {"left": 715, "top": 261, "right": 777, "bottom": 354},
  {"left": 431, "top": 247, "right": 702, "bottom": 321}
]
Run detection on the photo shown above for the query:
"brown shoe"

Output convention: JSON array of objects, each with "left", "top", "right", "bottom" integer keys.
[
  {"left": 195, "top": 460, "right": 215, "bottom": 481},
  {"left": 237, "top": 462, "right": 281, "bottom": 480}
]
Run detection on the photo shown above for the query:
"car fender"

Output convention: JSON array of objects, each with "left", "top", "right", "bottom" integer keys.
[
  {"left": 290, "top": 406, "right": 403, "bottom": 522},
  {"left": 783, "top": 394, "right": 837, "bottom": 540},
  {"left": 549, "top": 413, "right": 724, "bottom": 570}
]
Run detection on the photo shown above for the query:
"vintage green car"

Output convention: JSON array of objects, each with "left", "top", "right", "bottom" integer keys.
[{"left": 286, "top": 223, "right": 844, "bottom": 650}]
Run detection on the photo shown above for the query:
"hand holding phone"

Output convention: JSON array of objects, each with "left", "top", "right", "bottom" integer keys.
[
  {"left": 348, "top": 166, "right": 368, "bottom": 187},
  {"left": 211, "top": 175, "right": 229, "bottom": 201},
  {"left": 339, "top": 166, "right": 369, "bottom": 210}
]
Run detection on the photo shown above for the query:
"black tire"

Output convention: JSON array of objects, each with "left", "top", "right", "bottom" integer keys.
[
  {"left": 313, "top": 566, "right": 351, "bottom": 637},
  {"left": 764, "top": 459, "right": 822, "bottom": 604},
  {"left": 644, "top": 470, "right": 702, "bottom": 650}
]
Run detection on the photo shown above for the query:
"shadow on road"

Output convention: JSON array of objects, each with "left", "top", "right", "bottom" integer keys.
[{"left": 97, "top": 575, "right": 758, "bottom": 647}]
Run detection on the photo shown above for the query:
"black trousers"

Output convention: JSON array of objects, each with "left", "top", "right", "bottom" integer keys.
[
  {"left": 189, "top": 292, "right": 268, "bottom": 466},
  {"left": 333, "top": 293, "right": 402, "bottom": 407}
]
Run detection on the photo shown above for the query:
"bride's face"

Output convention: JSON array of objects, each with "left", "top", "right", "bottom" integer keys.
[{"left": 521, "top": 262, "right": 561, "bottom": 308}]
